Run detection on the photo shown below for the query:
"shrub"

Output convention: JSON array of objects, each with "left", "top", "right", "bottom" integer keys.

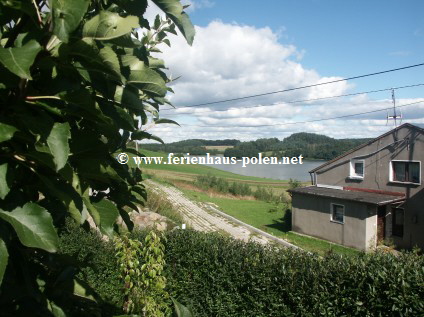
[
  {"left": 59, "top": 224, "right": 424, "bottom": 317},
  {"left": 164, "top": 230, "right": 424, "bottom": 317},
  {"left": 59, "top": 220, "right": 123, "bottom": 316}
]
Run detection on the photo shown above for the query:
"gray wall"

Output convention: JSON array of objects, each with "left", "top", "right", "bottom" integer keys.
[
  {"left": 312, "top": 125, "right": 424, "bottom": 249},
  {"left": 292, "top": 194, "right": 377, "bottom": 250}
]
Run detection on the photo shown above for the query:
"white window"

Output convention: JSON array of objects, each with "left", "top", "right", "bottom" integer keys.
[
  {"left": 390, "top": 160, "right": 421, "bottom": 185},
  {"left": 331, "top": 203, "right": 345, "bottom": 224},
  {"left": 350, "top": 159, "right": 364, "bottom": 179}
]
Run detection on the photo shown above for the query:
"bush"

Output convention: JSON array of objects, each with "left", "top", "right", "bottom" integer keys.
[
  {"left": 59, "top": 225, "right": 424, "bottom": 317},
  {"left": 196, "top": 174, "right": 281, "bottom": 200},
  {"left": 59, "top": 220, "right": 123, "bottom": 316},
  {"left": 164, "top": 230, "right": 424, "bottom": 317}
]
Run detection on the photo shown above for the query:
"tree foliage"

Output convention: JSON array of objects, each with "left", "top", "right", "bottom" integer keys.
[
  {"left": 223, "top": 133, "right": 372, "bottom": 160},
  {"left": 0, "top": 0, "right": 194, "bottom": 314}
]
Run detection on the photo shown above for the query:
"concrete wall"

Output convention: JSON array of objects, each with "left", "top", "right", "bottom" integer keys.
[
  {"left": 292, "top": 194, "right": 375, "bottom": 250},
  {"left": 312, "top": 125, "right": 424, "bottom": 250},
  {"left": 314, "top": 126, "right": 424, "bottom": 195}
]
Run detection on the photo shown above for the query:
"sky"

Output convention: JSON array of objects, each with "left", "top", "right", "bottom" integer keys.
[{"left": 143, "top": 0, "right": 424, "bottom": 142}]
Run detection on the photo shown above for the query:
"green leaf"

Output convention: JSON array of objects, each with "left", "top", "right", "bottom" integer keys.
[
  {"left": 83, "top": 11, "right": 139, "bottom": 40},
  {"left": 112, "top": 0, "right": 148, "bottom": 17},
  {"left": 0, "top": 203, "right": 59, "bottom": 252},
  {"left": 0, "top": 122, "right": 18, "bottom": 143},
  {"left": 152, "top": 0, "right": 195, "bottom": 45},
  {"left": 92, "top": 199, "right": 119, "bottom": 238},
  {"left": 0, "top": 238, "right": 8, "bottom": 285},
  {"left": 98, "top": 102, "right": 135, "bottom": 131},
  {"left": 37, "top": 174, "right": 83, "bottom": 224},
  {"left": 0, "top": 40, "right": 41, "bottom": 79},
  {"left": 73, "top": 278, "right": 97, "bottom": 301},
  {"left": 106, "top": 33, "right": 142, "bottom": 48},
  {"left": 69, "top": 39, "right": 122, "bottom": 82},
  {"left": 0, "top": 0, "right": 37, "bottom": 18},
  {"left": 47, "top": 300, "right": 67, "bottom": 317},
  {"left": 122, "top": 55, "right": 167, "bottom": 97},
  {"left": 0, "top": 163, "right": 10, "bottom": 199},
  {"left": 172, "top": 297, "right": 194, "bottom": 317},
  {"left": 131, "top": 131, "right": 164, "bottom": 144},
  {"left": 50, "top": 0, "right": 91, "bottom": 42},
  {"left": 47, "top": 122, "right": 71, "bottom": 171},
  {"left": 99, "top": 46, "right": 123, "bottom": 81},
  {"left": 83, "top": 196, "right": 100, "bottom": 227},
  {"left": 148, "top": 56, "right": 166, "bottom": 69},
  {"left": 154, "top": 118, "right": 180, "bottom": 126}
]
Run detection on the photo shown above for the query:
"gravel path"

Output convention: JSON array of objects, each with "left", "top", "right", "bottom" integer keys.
[{"left": 146, "top": 180, "right": 298, "bottom": 248}]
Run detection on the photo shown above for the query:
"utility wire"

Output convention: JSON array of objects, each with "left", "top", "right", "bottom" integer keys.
[
  {"left": 170, "top": 63, "right": 424, "bottom": 108},
  {"left": 181, "top": 100, "right": 424, "bottom": 128},
  {"left": 162, "top": 83, "right": 424, "bottom": 114}
]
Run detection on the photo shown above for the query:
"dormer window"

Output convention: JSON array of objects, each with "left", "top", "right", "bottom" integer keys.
[
  {"left": 350, "top": 159, "right": 364, "bottom": 179},
  {"left": 390, "top": 160, "right": 421, "bottom": 185}
]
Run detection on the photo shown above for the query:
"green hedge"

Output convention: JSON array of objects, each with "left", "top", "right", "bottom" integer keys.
[
  {"left": 59, "top": 221, "right": 123, "bottom": 316},
  {"left": 59, "top": 226, "right": 424, "bottom": 317},
  {"left": 163, "top": 230, "right": 423, "bottom": 317}
]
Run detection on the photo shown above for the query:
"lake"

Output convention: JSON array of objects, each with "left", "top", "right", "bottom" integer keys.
[{"left": 197, "top": 156, "right": 326, "bottom": 181}]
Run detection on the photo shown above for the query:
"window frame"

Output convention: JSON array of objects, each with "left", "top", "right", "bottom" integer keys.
[
  {"left": 330, "top": 203, "right": 345, "bottom": 224},
  {"left": 349, "top": 159, "right": 365, "bottom": 179},
  {"left": 389, "top": 160, "right": 421, "bottom": 185}
]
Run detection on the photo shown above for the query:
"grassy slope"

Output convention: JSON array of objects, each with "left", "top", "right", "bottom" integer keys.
[
  {"left": 138, "top": 149, "right": 358, "bottom": 255},
  {"left": 181, "top": 189, "right": 359, "bottom": 256},
  {"left": 135, "top": 149, "right": 290, "bottom": 184}
]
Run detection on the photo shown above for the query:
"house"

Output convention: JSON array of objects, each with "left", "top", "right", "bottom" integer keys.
[{"left": 289, "top": 123, "right": 424, "bottom": 251}]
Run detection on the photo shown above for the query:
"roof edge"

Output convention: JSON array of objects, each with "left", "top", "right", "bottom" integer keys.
[{"left": 309, "top": 123, "right": 424, "bottom": 173}]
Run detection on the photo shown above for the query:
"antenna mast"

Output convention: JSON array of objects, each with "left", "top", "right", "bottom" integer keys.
[{"left": 386, "top": 88, "right": 402, "bottom": 127}]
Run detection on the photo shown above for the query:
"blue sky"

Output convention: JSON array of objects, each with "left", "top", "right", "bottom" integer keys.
[
  {"left": 145, "top": 0, "right": 424, "bottom": 142},
  {"left": 188, "top": 0, "right": 423, "bottom": 93}
]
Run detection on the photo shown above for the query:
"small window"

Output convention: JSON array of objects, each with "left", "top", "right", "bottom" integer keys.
[
  {"left": 392, "top": 207, "right": 404, "bottom": 237},
  {"left": 350, "top": 159, "right": 364, "bottom": 179},
  {"left": 331, "top": 203, "right": 344, "bottom": 224},
  {"left": 390, "top": 161, "right": 420, "bottom": 184}
]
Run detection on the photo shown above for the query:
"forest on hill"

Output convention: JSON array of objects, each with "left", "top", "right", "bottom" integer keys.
[{"left": 140, "top": 133, "right": 372, "bottom": 160}]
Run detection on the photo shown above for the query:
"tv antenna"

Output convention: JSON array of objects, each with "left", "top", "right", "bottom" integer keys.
[{"left": 386, "top": 88, "right": 402, "bottom": 126}]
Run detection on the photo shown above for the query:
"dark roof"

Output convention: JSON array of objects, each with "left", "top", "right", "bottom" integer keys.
[
  {"left": 289, "top": 186, "right": 405, "bottom": 206},
  {"left": 309, "top": 123, "right": 424, "bottom": 173}
]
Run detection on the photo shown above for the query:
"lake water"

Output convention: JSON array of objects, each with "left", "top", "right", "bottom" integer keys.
[{"left": 197, "top": 156, "right": 326, "bottom": 181}]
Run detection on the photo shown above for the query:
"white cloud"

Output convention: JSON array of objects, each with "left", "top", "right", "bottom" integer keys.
[
  {"left": 140, "top": 20, "right": 424, "bottom": 142},
  {"left": 160, "top": 20, "right": 350, "bottom": 109}
]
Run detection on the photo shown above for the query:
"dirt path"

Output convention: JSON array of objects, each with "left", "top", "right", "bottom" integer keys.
[{"left": 145, "top": 180, "right": 298, "bottom": 248}]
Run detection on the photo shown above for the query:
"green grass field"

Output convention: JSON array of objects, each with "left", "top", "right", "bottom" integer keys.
[
  {"left": 180, "top": 188, "right": 359, "bottom": 256},
  {"left": 130, "top": 149, "right": 292, "bottom": 186},
  {"left": 132, "top": 149, "right": 357, "bottom": 255}
]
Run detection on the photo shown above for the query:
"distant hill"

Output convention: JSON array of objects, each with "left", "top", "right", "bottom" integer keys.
[
  {"left": 139, "top": 133, "right": 372, "bottom": 160},
  {"left": 276, "top": 133, "right": 372, "bottom": 160}
]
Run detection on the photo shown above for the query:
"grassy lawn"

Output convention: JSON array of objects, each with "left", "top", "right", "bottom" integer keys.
[
  {"left": 126, "top": 149, "right": 293, "bottom": 186},
  {"left": 132, "top": 149, "right": 358, "bottom": 255},
  {"left": 180, "top": 187, "right": 360, "bottom": 256}
]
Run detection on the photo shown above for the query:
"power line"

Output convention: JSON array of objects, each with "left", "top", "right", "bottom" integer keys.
[
  {"left": 162, "top": 83, "right": 424, "bottom": 114},
  {"left": 170, "top": 63, "right": 424, "bottom": 108},
  {"left": 181, "top": 100, "right": 424, "bottom": 128}
]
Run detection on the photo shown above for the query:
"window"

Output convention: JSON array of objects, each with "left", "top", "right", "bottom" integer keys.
[
  {"left": 392, "top": 207, "right": 404, "bottom": 237},
  {"left": 390, "top": 161, "right": 421, "bottom": 184},
  {"left": 331, "top": 203, "right": 345, "bottom": 223},
  {"left": 350, "top": 159, "right": 364, "bottom": 179}
]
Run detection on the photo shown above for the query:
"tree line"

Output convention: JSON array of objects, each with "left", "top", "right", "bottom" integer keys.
[{"left": 141, "top": 133, "right": 372, "bottom": 160}]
